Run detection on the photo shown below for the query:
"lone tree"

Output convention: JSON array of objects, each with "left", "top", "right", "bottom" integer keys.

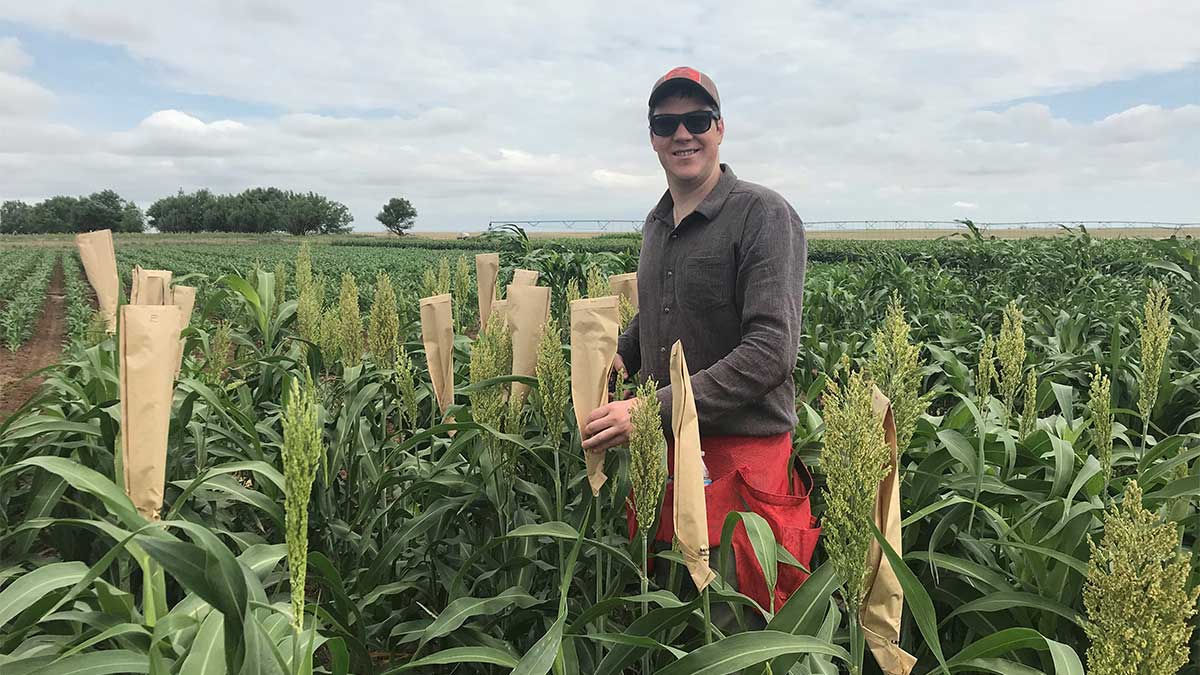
[{"left": 377, "top": 197, "right": 417, "bottom": 235}]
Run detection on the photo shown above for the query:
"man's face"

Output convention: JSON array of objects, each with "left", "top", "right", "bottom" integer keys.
[{"left": 650, "top": 95, "right": 724, "bottom": 185}]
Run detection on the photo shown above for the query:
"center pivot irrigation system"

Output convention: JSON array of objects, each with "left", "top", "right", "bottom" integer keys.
[{"left": 489, "top": 219, "right": 1200, "bottom": 234}]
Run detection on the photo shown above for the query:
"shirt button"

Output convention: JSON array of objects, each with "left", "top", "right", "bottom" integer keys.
[
  {"left": 666, "top": 270, "right": 673, "bottom": 278},
  {"left": 659, "top": 346, "right": 666, "bottom": 354},
  {"left": 663, "top": 307, "right": 671, "bottom": 314},
  {"left": 669, "top": 233, "right": 678, "bottom": 239}
]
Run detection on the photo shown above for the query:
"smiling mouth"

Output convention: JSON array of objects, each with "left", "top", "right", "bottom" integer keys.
[{"left": 673, "top": 149, "right": 700, "bottom": 158}]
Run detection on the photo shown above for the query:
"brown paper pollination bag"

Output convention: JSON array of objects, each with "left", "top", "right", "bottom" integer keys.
[
  {"left": 74, "top": 229, "right": 120, "bottom": 332},
  {"left": 475, "top": 253, "right": 500, "bottom": 330},
  {"left": 130, "top": 266, "right": 173, "bottom": 305},
  {"left": 120, "top": 304, "right": 183, "bottom": 520},
  {"left": 171, "top": 286, "right": 197, "bottom": 377},
  {"left": 670, "top": 340, "right": 716, "bottom": 591},
  {"left": 608, "top": 272, "right": 638, "bottom": 310},
  {"left": 420, "top": 294, "right": 455, "bottom": 416},
  {"left": 862, "top": 385, "right": 917, "bottom": 675},
  {"left": 506, "top": 284, "right": 551, "bottom": 406},
  {"left": 569, "top": 296, "right": 619, "bottom": 496},
  {"left": 490, "top": 299, "right": 510, "bottom": 327},
  {"left": 511, "top": 268, "right": 539, "bottom": 287}
]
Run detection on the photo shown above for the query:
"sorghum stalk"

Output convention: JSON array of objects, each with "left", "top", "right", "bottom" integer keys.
[
  {"left": 337, "top": 272, "right": 363, "bottom": 367},
  {"left": 1136, "top": 283, "right": 1171, "bottom": 460},
  {"left": 1088, "top": 364, "right": 1114, "bottom": 491},
  {"left": 1083, "top": 481, "right": 1198, "bottom": 675},
  {"left": 367, "top": 271, "right": 399, "bottom": 364},
  {"left": 996, "top": 300, "right": 1025, "bottom": 425},
  {"left": 282, "top": 373, "right": 324, "bottom": 634},
  {"left": 821, "top": 370, "right": 891, "bottom": 675},
  {"left": 866, "top": 292, "right": 934, "bottom": 453}
]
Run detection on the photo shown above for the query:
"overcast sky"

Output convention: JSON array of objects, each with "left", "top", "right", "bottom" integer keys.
[{"left": 1, "top": 1, "right": 1198, "bottom": 232}]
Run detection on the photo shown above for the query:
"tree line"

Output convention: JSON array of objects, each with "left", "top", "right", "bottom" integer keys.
[
  {"left": 1, "top": 190, "right": 146, "bottom": 234},
  {"left": 1, "top": 187, "right": 371, "bottom": 235}
]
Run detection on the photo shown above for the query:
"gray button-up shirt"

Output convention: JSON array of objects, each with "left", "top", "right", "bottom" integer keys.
[{"left": 617, "top": 164, "right": 807, "bottom": 438}]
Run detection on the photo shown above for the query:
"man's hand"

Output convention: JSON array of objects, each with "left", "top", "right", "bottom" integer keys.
[{"left": 582, "top": 398, "right": 638, "bottom": 454}]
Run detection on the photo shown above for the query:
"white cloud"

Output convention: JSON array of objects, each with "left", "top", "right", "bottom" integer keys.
[
  {"left": 1, "top": 1, "right": 1198, "bottom": 228},
  {"left": 953, "top": 201, "right": 978, "bottom": 209}
]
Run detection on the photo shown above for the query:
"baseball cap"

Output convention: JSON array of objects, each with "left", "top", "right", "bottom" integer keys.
[{"left": 648, "top": 66, "right": 721, "bottom": 111}]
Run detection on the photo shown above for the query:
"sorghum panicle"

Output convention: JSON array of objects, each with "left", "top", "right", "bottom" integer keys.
[
  {"left": 821, "top": 370, "right": 891, "bottom": 615},
  {"left": 454, "top": 255, "right": 473, "bottom": 332},
  {"left": 618, "top": 296, "right": 636, "bottom": 334},
  {"left": 1136, "top": 283, "right": 1172, "bottom": 422},
  {"left": 420, "top": 266, "right": 438, "bottom": 300},
  {"left": 1083, "top": 481, "right": 1198, "bottom": 675},
  {"left": 394, "top": 337, "right": 420, "bottom": 431},
  {"left": 628, "top": 378, "right": 666, "bottom": 539},
  {"left": 273, "top": 261, "right": 288, "bottom": 311},
  {"left": 281, "top": 373, "right": 324, "bottom": 634},
  {"left": 535, "top": 315, "right": 569, "bottom": 442},
  {"left": 585, "top": 266, "right": 608, "bottom": 299},
  {"left": 338, "top": 272, "right": 363, "bottom": 367},
  {"left": 368, "top": 271, "right": 400, "bottom": 364},
  {"left": 1019, "top": 368, "right": 1038, "bottom": 441},
  {"left": 1088, "top": 364, "right": 1114, "bottom": 486},
  {"left": 436, "top": 257, "right": 452, "bottom": 297},
  {"left": 977, "top": 333, "right": 996, "bottom": 404},
  {"left": 997, "top": 300, "right": 1026, "bottom": 421},
  {"left": 318, "top": 306, "right": 341, "bottom": 363},
  {"left": 866, "top": 292, "right": 934, "bottom": 453}
]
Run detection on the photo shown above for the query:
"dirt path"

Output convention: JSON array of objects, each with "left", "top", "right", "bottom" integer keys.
[{"left": 0, "top": 259, "right": 66, "bottom": 419}]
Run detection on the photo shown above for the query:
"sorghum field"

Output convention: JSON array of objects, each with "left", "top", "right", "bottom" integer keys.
[{"left": 0, "top": 226, "right": 1197, "bottom": 674}]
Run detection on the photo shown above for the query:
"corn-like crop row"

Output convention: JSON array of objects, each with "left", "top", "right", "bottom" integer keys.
[
  {"left": 60, "top": 252, "right": 96, "bottom": 347},
  {"left": 0, "top": 250, "right": 55, "bottom": 351}
]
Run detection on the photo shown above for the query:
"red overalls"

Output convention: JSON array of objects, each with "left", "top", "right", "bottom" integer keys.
[{"left": 627, "top": 432, "right": 821, "bottom": 613}]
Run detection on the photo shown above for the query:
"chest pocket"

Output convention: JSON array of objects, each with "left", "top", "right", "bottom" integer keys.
[{"left": 679, "top": 255, "right": 734, "bottom": 312}]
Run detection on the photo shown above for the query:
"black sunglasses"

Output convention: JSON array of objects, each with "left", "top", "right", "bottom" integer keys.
[{"left": 649, "top": 110, "right": 720, "bottom": 137}]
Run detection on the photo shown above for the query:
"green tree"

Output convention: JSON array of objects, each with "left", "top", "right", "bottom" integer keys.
[{"left": 376, "top": 197, "right": 417, "bottom": 235}]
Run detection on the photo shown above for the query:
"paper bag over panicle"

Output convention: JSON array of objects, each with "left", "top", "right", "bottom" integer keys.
[
  {"left": 120, "top": 304, "right": 183, "bottom": 520},
  {"left": 475, "top": 253, "right": 500, "bottom": 330},
  {"left": 170, "top": 286, "right": 196, "bottom": 377},
  {"left": 862, "top": 385, "right": 917, "bottom": 675},
  {"left": 670, "top": 340, "right": 716, "bottom": 591},
  {"left": 570, "top": 296, "right": 619, "bottom": 496},
  {"left": 608, "top": 272, "right": 638, "bottom": 310},
  {"left": 506, "top": 284, "right": 551, "bottom": 407},
  {"left": 130, "top": 266, "right": 173, "bottom": 306},
  {"left": 74, "top": 229, "right": 120, "bottom": 332},
  {"left": 511, "top": 268, "right": 539, "bottom": 287},
  {"left": 420, "top": 294, "right": 455, "bottom": 416}
]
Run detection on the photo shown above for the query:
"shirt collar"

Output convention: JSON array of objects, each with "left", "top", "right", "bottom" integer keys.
[{"left": 651, "top": 163, "right": 738, "bottom": 226}]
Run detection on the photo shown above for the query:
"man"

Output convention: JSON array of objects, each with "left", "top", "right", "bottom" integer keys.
[{"left": 581, "top": 66, "right": 815, "bottom": 614}]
